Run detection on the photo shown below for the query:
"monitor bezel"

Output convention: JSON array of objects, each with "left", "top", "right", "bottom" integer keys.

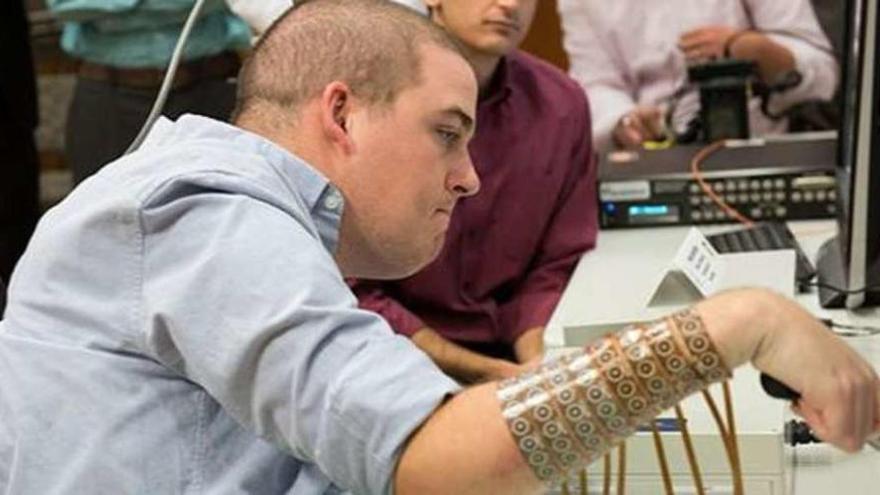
[{"left": 851, "top": 0, "right": 875, "bottom": 304}]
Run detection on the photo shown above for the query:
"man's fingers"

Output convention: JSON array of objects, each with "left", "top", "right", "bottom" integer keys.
[
  {"left": 615, "top": 115, "right": 644, "bottom": 148},
  {"left": 846, "top": 365, "right": 879, "bottom": 446},
  {"left": 793, "top": 401, "right": 854, "bottom": 452},
  {"left": 637, "top": 106, "right": 664, "bottom": 120},
  {"left": 861, "top": 372, "right": 880, "bottom": 442},
  {"left": 634, "top": 108, "right": 665, "bottom": 140},
  {"left": 802, "top": 380, "right": 872, "bottom": 452},
  {"left": 827, "top": 378, "right": 866, "bottom": 451},
  {"left": 616, "top": 107, "right": 668, "bottom": 148},
  {"left": 679, "top": 29, "right": 707, "bottom": 44},
  {"left": 792, "top": 402, "right": 820, "bottom": 427},
  {"left": 646, "top": 114, "right": 667, "bottom": 139},
  {"left": 679, "top": 32, "right": 715, "bottom": 51},
  {"left": 852, "top": 380, "right": 870, "bottom": 450},
  {"left": 796, "top": 403, "right": 849, "bottom": 451},
  {"left": 619, "top": 127, "right": 643, "bottom": 148},
  {"left": 679, "top": 38, "right": 706, "bottom": 51},
  {"left": 678, "top": 39, "right": 697, "bottom": 51}
]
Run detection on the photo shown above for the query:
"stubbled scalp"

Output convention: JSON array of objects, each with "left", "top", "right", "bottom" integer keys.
[{"left": 232, "top": 0, "right": 466, "bottom": 124}]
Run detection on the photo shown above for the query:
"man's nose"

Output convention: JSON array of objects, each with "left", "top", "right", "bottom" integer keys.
[
  {"left": 450, "top": 154, "right": 480, "bottom": 198},
  {"left": 495, "top": 0, "right": 521, "bottom": 16}
]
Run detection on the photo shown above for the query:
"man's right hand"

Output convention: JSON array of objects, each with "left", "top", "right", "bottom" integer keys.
[
  {"left": 697, "top": 288, "right": 880, "bottom": 452},
  {"left": 612, "top": 105, "right": 667, "bottom": 149}
]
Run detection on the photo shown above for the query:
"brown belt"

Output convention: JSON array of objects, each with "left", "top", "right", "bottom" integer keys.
[{"left": 77, "top": 51, "right": 241, "bottom": 91}]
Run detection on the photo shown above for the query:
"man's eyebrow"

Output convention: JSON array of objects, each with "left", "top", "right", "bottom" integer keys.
[{"left": 440, "top": 107, "right": 475, "bottom": 133}]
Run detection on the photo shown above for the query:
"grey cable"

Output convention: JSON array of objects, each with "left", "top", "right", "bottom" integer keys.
[{"left": 124, "top": 0, "right": 209, "bottom": 155}]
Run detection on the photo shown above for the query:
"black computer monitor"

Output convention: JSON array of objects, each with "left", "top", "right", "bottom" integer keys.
[{"left": 816, "top": 0, "right": 880, "bottom": 308}]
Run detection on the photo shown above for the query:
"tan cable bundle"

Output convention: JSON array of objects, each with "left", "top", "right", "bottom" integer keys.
[{"left": 559, "top": 383, "right": 743, "bottom": 495}]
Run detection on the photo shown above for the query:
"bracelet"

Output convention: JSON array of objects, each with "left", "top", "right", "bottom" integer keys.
[
  {"left": 723, "top": 30, "right": 751, "bottom": 59},
  {"left": 497, "top": 309, "right": 730, "bottom": 484}
]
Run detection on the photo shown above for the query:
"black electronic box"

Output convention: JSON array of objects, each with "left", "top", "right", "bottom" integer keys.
[{"left": 598, "top": 134, "right": 838, "bottom": 228}]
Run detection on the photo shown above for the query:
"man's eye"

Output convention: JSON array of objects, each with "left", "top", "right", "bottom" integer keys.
[{"left": 437, "top": 128, "right": 461, "bottom": 146}]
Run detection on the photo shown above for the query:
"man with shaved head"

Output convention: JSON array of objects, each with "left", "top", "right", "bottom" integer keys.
[
  {"left": 0, "top": 1, "right": 877, "bottom": 494},
  {"left": 0, "top": 2, "right": 479, "bottom": 493}
]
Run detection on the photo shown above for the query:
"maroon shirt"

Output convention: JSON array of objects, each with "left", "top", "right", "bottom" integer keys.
[{"left": 353, "top": 51, "right": 598, "bottom": 348}]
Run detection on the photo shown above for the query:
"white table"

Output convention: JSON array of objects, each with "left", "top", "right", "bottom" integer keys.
[{"left": 545, "top": 220, "right": 880, "bottom": 494}]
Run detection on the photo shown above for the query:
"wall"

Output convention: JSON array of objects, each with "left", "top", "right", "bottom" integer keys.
[{"left": 520, "top": 0, "right": 569, "bottom": 71}]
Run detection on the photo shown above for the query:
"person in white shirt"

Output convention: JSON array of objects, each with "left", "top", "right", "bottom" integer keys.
[
  {"left": 225, "top": 0, "right": 293, "bottom": 34},
  {"left": 558, "top": 0, "right": 839, "bottom": 151},
  {"left": 226, "top": 0, "right": 426, "bottom": 34}
]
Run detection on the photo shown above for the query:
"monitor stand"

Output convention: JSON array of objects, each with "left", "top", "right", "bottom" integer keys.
[
  {"left": 816, "top": 236, "right": 880, "bottom": 308},
  {"left": 816, "top": 236, "right": 850, "bottom": 308}
]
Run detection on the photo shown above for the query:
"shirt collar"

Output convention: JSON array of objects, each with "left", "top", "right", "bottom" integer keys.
[
  {"left": 480, "top": 54, "right": 515, "bottom": 105},
  {"left": 142, "top": 115, "right": 344, "bottom": 254}
]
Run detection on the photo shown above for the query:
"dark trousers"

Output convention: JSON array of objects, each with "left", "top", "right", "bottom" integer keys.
[
  {"left": 65, "top": 76, "right": 238, "bottom": 184},
  {"left": 0, "top": 120, "right": 39, "bottom": 283},
  {"left": 459, "top": 340, "right": 517, "bottom": 362}
]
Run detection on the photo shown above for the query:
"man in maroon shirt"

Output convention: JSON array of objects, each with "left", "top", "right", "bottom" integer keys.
[{"left": 353, "top": 0, "right": 598, "bottom": 383}]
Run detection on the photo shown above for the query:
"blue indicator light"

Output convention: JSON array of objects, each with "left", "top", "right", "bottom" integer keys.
[
  {"left": 629, "top": 205, "right": 670, "bottom": 216},
  {"left": 637, "top": 418, "right": 681, "bottom": 432}
]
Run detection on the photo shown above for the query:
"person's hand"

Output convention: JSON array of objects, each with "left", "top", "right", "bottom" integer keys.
[
  {"left": 612, "top": 106, "right": 666, "bottom": 149},
  {"left": 697, "top": 289, "right": 880, "bottom": 452},
  {"left": 482, "top": 359, "right": 526, "bottom": 383},
  {"left": 678, "top": 25, "right": 741, "bottom": 63},
  {"left": 754, "top": 301, "right": 880, "bottom": 452},
  {"left": 513, "top": 326, "right": 544, "bottom": 364}
]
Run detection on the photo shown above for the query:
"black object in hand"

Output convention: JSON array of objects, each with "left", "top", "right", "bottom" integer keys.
[{"left": 760, "top": 373, "right": 801, "bottom": 401}]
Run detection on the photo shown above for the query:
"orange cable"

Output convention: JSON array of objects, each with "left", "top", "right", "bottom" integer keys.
[
  {"left": 701, "top": 386, "right": 744, "bottom": 494},
  {"left": 723, "top": 382, "right": 745, "bottom": 495},
  {"left": 674, "top": 405, "right": 707, "bottom": 495},
  {"left": 603, "top": 453, "right": 611, "bottom": 495},
  {"left": 650, "top": 421, "right": 676, "bottom": 495},
  {"left": 690, "top": 141, "right": 755, "bottom": 227},
  {"left": 692, "top": 144, "right": 751, "bottom": 494}
]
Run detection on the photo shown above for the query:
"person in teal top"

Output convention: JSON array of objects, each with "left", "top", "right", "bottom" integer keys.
[
  {"left": 47, "top": 0, "right": 252, "bottom": 183},
  {"left": 49, "top": 0, "right": 251, "bottom": 68}
]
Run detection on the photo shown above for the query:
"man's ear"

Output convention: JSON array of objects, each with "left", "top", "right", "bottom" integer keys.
[{"left": 320, "top": 81, "right": 355, "bottom": 154}]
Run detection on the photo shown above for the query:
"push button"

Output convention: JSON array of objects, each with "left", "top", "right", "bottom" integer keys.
[{"left": 323, "top": 190, "right": 342, "bottom": 211}]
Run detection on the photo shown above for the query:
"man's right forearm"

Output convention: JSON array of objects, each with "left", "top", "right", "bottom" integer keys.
[
  {"left": 395, "top": 293, "right": 753, "bottom": 494},
  {"left": 727, "top": 31, "right": 796, "bottom": 83},
  {"left": 396, "top": 288, "right": 880, "bottom": 493}
]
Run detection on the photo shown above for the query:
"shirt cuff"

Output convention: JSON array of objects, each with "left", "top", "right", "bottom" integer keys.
[
  {"left": 765, "top": 33, "right": 838, "bottom": 103},
  {"left": 323, "top": 336, "right": 461, "bottom": 494}
]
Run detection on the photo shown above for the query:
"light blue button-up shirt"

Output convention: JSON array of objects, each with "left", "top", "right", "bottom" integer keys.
[
  {"left": 47, "top": 0, "right": 251, "bottom": 68},
  {"left": 0, "top": 115, "right": 460, "bottom": 494}
]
